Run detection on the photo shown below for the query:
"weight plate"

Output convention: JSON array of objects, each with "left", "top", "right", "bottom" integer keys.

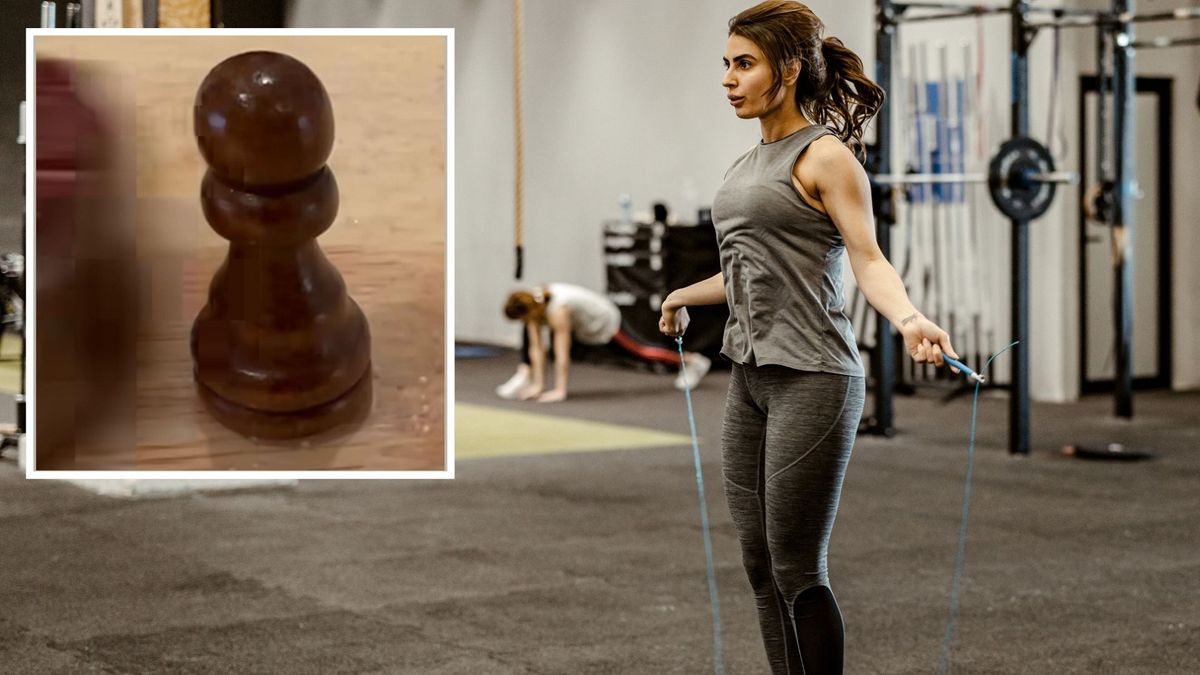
[{"left": 988, "top": 136, "right": 1057, "bottom": 221}]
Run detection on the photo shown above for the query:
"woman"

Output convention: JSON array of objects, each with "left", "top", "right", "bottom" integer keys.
[
  {"left": 659, "top": 2, "right": 958, "bottom": 673},
  {"left": 497, "top": 283, "right": 712, "bottom": 402}
]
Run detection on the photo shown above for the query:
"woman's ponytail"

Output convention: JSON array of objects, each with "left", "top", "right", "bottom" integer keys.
[{"left": 807, "top": 36, "right": 885, "bottom": 160}]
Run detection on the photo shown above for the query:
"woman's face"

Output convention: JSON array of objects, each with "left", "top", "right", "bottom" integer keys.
[{"left": 722, "top": 34, "right": 795, "bottom": 119}]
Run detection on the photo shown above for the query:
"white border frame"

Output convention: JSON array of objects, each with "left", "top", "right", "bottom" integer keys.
[{"left": 24, "top": 28, "right": 455, "bottom": 481}]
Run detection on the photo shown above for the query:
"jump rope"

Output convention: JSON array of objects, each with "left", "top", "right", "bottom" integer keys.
[
  {"left": 674, "top": 335, "right": 1020, "bottom": 675},
  {"left": 675, "top": 336, "right": 725, "bottom": 675}
]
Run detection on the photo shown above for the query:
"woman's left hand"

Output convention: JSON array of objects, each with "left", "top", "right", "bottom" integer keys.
[{"left": 900, "top": 314, "right": 959, "bottom": 371}]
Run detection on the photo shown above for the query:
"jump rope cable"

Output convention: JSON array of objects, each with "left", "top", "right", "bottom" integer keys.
[
  {"left": 675, "top": 336, "right": 726, "bottom": 675},
  {"left": 936, "top": 341, "right": 1019, "bottom": 675}
]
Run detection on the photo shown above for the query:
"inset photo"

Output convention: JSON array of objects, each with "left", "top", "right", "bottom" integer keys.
[{"left": 29, "top": 31, "right": 450, "bottom": 474}]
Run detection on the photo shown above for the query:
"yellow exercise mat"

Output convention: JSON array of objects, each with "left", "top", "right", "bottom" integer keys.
[
  {"left": 0, "top": 333, "right": 21, "bottom": 394},
  {"left": 456, "top": 403, "right": 692, "bottom": 459}
]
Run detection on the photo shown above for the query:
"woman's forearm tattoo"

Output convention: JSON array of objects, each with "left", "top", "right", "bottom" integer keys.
[{"left": 899, "top": 312, "right": 920, "bottom": 327}]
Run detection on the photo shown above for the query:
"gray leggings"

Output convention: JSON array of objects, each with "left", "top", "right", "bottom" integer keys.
[{"left": 721, "top": 362, "right": 865, "bottom": 675}]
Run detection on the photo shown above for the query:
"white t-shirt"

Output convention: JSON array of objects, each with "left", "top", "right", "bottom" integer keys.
[{"left": 545, "top": 282, "right": 622, "bottom": 345}]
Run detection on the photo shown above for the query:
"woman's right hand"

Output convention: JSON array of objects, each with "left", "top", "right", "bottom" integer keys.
[{"left": 659, "top": 297, "right": 691, "bottom": 337}]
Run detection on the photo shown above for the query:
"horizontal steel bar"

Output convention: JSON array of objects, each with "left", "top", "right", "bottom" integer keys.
[
  {"left": 870, "top": 171, "right": 1079, "bottom": 185},
  {"left": 1033, "top": 171, "right": 1081, "bottom": 185},
  {"left": 1028, "top": 5, "right": 1200, "bottom": 29},
  {"left": 1027, "top": 15, "right": 1106, "bottom": 28},
  {"left": 1120, "top": 7, "right": 1200, "bottom": 23},
  {"left": 1130, "top": 35, "right": 1200, "bottom": 49},
  {"left": 1024, "top": 6, "right": 1104, "bottom": 17},
  {"left": 872, "top": 173, "right": 988, "bottom": 184},
  {"left": 894, "top": 1, "right": 1006, "bottom": 12},
  {"left": 896, "top": 7, "right": 1008, "bottom": 23}
]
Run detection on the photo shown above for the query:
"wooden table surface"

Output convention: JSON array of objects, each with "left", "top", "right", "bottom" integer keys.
[{"left": 36, "top": 35, "right": 447, "bottom": 471}]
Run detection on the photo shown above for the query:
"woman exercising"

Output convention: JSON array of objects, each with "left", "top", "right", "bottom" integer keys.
[
  {"left": 497, "top": 283, "right": 711, "bottom": 402},
  {"left": 659, "top": 2, "right": 958, "bottom": 673}
]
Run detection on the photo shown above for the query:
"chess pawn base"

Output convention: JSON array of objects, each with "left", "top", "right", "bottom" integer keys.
[
  {"left": 190, "top": 241, "right": 373, "bottom": 440},
  {"left": 196, "top": 367, "right": 372, "bottom": 440}
]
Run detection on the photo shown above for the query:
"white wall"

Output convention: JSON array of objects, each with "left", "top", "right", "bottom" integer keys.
[
  {"left": 1135, "top": 4, "right": 1200, "bottom": 391},
  {"left": 289, "top": 0, "right": 1200, "bottom": 400}
]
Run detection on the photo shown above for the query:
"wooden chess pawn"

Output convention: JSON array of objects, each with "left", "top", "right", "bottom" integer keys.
[{"left": 192, "top": 51, "right": 371, "bottom": 439}]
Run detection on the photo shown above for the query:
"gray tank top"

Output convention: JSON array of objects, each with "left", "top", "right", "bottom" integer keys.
[{"left": 712, "top": 124, "right": 864, "bottom": 376}]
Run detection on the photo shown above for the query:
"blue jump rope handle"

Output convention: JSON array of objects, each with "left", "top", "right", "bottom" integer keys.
[{"left": 942, "top": 355, "right": 984, "bottom": 384}]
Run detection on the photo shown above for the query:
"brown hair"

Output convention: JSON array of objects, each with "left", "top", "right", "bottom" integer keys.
[
  {"left": 729, "top": 0, "right": 884, "bottom": 159},
  {"left": 503, "top": 289, "right": 550, "bottom": 322}
]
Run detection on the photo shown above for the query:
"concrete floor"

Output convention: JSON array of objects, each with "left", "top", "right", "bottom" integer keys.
[{"left": 1, "top": 352, "right": 1198, "bottom": 673}]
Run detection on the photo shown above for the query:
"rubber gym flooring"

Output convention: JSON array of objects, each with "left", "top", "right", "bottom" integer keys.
[{"left": 1, "top": 350, "right": 1198, "bottom": 673}]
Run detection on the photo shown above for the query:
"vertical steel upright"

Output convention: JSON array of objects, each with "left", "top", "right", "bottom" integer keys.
[
  {"left": 16, "top": 106, "right": 25, "bottom": 440},
  {"left": 1112, "top": 0, "right": 1136, "bottom": 417},
  {"left": 1009, "top": 0, "right": 1032, "bottom": 455},
  {"left": 871, "top": 0, "right": 898, "bottom": 437}
]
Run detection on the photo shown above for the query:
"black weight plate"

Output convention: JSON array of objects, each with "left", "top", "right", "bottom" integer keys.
[{"left": 988, "top": 136, "right": 1057, "bottom": 221}]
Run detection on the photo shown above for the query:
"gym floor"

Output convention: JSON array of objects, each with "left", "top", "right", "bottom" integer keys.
[{"left": 2, "top": 351, "right": 1197, "bottom": 673}]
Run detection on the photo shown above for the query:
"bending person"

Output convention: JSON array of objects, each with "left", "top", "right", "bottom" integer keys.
[
  {"left": 660, "top": 3, "right": 959, "bottom": 673},
  {"left": 497, "top": 283, "right": 711, "bottom": 402}
]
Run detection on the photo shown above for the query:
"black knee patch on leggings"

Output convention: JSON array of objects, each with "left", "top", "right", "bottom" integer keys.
[{"left": 789, "top": 585, "right": 844, "bottom": 675}]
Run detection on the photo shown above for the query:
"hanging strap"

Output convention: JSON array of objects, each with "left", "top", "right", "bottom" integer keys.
[{"left": 512, "top": 0, "right": 525, "bottom": 280}]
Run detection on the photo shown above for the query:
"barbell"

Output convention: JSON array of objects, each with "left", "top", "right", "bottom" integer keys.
[
  {"left": 870, "top": 137, "right": 1080, "bottom": 220},
  {"left": 870, "top": 171, "right": 1078, "bottom": 185}
]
